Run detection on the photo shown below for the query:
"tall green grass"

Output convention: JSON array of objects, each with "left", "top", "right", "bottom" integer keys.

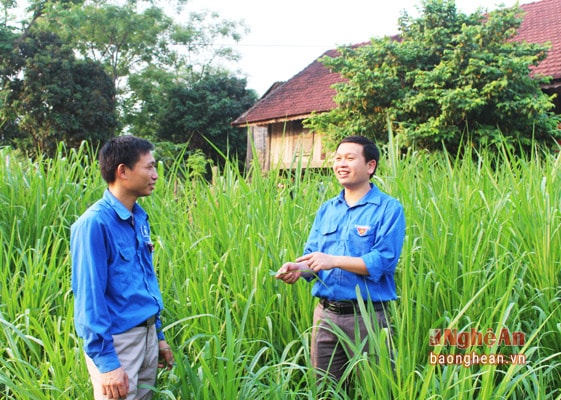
[{"left": 0, "top": 140, "right": 560, "bottom": 399}]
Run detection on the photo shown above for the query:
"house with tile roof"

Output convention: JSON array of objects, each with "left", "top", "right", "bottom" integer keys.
[{"left": 232, "top": 0, "right": 561, "bottom": 172}]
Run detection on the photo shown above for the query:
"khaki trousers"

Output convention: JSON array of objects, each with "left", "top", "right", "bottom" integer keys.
[{"left": 85, "top": 324, "right": 158, "bottom": 400}]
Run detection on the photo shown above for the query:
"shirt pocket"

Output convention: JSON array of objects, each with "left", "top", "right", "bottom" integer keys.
[
  {"left": 112, "top": 246, "right": 136, "bottom": 284},
  {"left": 318, "top": 223, "right": 339, "bottom": 249},
  {"left": 118, "top": 246, "right": 135, "bottom": 262},
  {"left": 348, "top": 226, "right": 376, "bottom": 256}
]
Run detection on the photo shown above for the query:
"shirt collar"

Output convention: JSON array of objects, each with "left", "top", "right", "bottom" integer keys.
[
  {"left": 336, "top": 183, "right": 382, "bottom": 207},
  {"left": 103, "top": 189, "right": 137, "bottom": 221}
]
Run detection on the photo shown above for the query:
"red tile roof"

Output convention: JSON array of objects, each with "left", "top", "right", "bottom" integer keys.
[
  {"left": 232, "top": 48, "right": 344, "bottom": 126},
  {"left": 514, "top": 0, "right": 561, "bottom": 83},
  {"left": 233, "top": 0, "right": 561, "bottom": 126}
]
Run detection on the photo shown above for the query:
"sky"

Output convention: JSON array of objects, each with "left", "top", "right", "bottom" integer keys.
[{"left": 187, "top": 0, "right": 531, "bottom": 96}]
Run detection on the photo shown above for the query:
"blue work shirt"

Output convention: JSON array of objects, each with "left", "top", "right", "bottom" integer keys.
[
  {"left": 71, "top": 189, "right": 165, "bottom": 373},
  {"left": 304, "top": 184, "right": 405, "bottom": 302}
]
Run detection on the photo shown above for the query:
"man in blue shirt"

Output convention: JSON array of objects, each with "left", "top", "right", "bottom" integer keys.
[
  {"left": 276, "top": 135, "right": 405, "bottom": 386},
  {"left": 71, "top": 136, "right": 174, "bottom": 399}
]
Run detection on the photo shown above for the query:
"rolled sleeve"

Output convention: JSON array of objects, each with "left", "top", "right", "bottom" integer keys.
[{"left": 362, "top": 202, "right": 406, "bottom": 282}]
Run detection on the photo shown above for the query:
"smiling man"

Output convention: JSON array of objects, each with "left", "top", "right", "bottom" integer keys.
[
  {"left": 276, "top": 135, "right": 406, "bottom": 389},
  {"left": 71, "top": 136, "right": 174, "bottom": 399}
]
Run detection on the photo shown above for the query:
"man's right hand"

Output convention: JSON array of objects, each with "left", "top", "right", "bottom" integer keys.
[
  {"left": 275, "top": 262, "right": 308, "bottom": 284},
  {"left": 101, "top": 366, "right": 129, "bottom": 399}
]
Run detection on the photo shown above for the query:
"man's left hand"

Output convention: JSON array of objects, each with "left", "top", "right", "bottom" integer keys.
[
  {"left": 158, "top": 341, "right": 175, "bottom": 370},
  {"left": 296, "top": 252, "right": 336, "bottom": 272}
]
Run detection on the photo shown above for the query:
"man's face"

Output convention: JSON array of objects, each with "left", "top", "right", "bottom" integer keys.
[
  {"left": 333, "top": 142, "right": 376, "bottom": 189},
  {"left": 123, "top": 151, "right": 158, "bottom": 197}
]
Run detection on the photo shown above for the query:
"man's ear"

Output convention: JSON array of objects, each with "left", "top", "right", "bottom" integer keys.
[
  {"left": 116, "top": 163, "right": 127, "bottom": 180},
  {"left": 368, "top": 160, "right": 377, "bottom": 174}
]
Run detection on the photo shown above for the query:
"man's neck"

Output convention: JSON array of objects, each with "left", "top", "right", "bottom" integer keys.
[
  {"left": 108, "top": 186, "right": 136, "bottom": 212},
  {"left": 343, "top": 183, "right": 371, "bottom": 206}
]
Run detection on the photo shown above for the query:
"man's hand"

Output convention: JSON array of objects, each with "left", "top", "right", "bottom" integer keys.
[
  {"left": 297, "top": 252, "right": 370, "bottom": 276},
  {"left": 158, "top": 340, "right": 175, "bottom": 370},
  {"left": 101, "top": 367, "right": 129, "bottom": 399},
  {"left": 296, "top": 252, "right": 336, "bottom": 272},
  {"left": 275, "top": 262, "right": 308, "bottom": 284}
]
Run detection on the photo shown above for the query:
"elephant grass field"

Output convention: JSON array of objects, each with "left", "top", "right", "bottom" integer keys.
[{"left": 1, "top": 139, "right": 561, "bottom": 399}]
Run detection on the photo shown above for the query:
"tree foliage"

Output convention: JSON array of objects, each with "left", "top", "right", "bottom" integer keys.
[
  {"left": 54, "top": 2, "right": 173, "bottom": 86},
  {"left": 154, "top": 72, "right": 258, "bottom": 169},
  {"left": 38, "top": 0, "right": 248, "bottom": 115},
  {"left": 0, "top": 28, "right": 116, "bottom": 156},
  {"left": 0, "top": 0, "right": 255, "bottom": 162},
  {"left": 307, "top": 0, "right": 560, "bottom": 153}
]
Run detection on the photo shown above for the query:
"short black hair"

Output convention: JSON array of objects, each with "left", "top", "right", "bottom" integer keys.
[
  {"left": 99, "top": 136, "right": 154, "bottom": 183},
  {"left": 337, "top": 135, "right": 380, "bottom": 176}
]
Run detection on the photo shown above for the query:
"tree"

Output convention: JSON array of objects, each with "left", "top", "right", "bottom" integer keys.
[
  {"left": 1, "top": 0, "right": 254, "bottom": 158},
  {"left": 154, "top": 72, "right": 258, "bottom": 169},
  {"left": 0, "top": 22, "right": 20, "bottom": 141},
  {"left": 48, "top": 1, "right": 173, "bottom": 88},
  {"left": 0, "top": 29, "right": 116, "bottom": 156},
  {"left": 38, "top": 0, "right": 248, "bottom": 124},
  {"left": 307, "top": 0, "right": 560, "bottom": 153}
]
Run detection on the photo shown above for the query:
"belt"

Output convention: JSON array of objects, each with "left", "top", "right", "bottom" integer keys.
[
  {"left": 319, "top": 298, "right": 387, "bottom": 314},
  {"left": 136, "top": 315, "right": 156, "bottom": 327}
]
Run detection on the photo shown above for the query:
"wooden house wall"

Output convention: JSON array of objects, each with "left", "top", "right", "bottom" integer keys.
[
  {"left": 245, "top": 125, "right": 269, "bottom": 171},
  {"left": 268, "top": 120, "right": 326, "bottom": 170},
  {"left": 245, "top": 120, "right": 328, "bottom": 172}
]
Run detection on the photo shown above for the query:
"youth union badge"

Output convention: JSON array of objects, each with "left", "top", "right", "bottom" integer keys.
[{"left": 355, "top": 225, "right": 371, "bottom": 236}]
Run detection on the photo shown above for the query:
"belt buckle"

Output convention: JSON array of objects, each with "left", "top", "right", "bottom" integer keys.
[
  {"left": 331, "top": 302, "right": 344, "bottom": 313},
  {"left": 321, "top": 299, "right": 353, "bottom": 314}
]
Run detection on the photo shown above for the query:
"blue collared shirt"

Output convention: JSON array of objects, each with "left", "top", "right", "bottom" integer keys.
[
  {"left": 71, "top": 189, "right": 165, "bottom": 373},
  {"left": 304, "top": 184, "right": 405, "bottom": 302}
]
